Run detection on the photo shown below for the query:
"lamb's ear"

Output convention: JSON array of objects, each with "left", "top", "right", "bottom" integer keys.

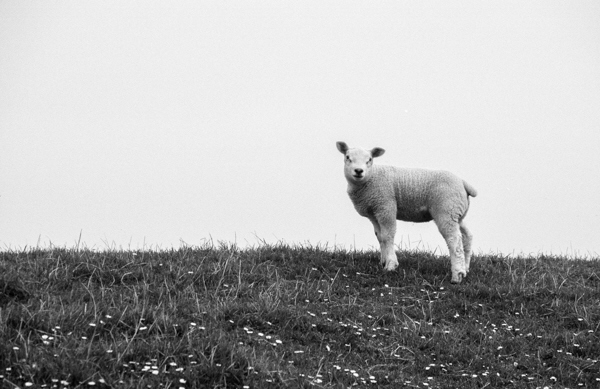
[
  {"left": 336, "top": 141, "right": 349, "bottom": 154},
  {"left": 371, "top": 147, "right": 385, "bottom": 158}
]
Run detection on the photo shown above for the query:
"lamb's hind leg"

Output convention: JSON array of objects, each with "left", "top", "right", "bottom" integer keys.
[
  {"left": 435, "top": 216, "right": 466, "bottom": 284},
  {"left": 459, "top": 222, "right": 473, "bottom": 274},
  {"left": 371, "top": 214, "right": 398, "bottom": 271}
]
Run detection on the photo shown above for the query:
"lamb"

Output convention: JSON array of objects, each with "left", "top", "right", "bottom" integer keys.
[{"left": 336, "top": 141, "right": 477, "bottom": 284}]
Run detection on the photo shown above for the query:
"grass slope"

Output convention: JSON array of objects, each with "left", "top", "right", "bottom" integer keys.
[{"left": 0, "top": 243, "right": 599, "bottom": 388}]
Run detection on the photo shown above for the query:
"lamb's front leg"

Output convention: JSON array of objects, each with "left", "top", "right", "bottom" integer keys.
[
  {"left": 373, "top": 214, "right": 398, "bottom": 271},
  {"left": 368, "top": 217, "right": 385, "bottom": 266}
]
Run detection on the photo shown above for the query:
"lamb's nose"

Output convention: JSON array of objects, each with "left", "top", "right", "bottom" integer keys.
[{"left": 354, "top": 169, "right": 364, "bottom": 175}]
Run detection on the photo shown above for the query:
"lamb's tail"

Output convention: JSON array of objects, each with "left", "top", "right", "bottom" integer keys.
[{"left": 463, "top": 181, "right": 478, "bottom": 197}]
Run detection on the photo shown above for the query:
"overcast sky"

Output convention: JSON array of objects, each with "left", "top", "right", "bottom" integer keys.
[{"left": 1, "top": 1, "right": 599, "bottom": 257}]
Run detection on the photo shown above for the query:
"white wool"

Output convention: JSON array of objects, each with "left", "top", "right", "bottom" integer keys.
[{"left": 336, "top": 141, "right": 477, "bottom": 284}]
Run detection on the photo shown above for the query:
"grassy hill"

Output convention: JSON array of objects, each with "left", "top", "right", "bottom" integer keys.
[{"left": 0, "top": 243, "right": 599, "bottom": 388}]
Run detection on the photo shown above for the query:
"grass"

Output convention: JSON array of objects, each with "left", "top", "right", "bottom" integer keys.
[{"left": 0, "top": 242, "right": 599, "bottom": 389}]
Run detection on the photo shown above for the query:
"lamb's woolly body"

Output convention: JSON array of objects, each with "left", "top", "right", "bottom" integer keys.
[
  {"left": 336, "top": 141, "right": 477, "bottom": 284},
  {"left": 348, "top": 165, "right": 475, "bottom": 224}
]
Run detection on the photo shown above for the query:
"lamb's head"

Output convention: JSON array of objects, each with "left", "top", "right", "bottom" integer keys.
[{"left": 336, "top": 141, "right": 385, "bottom": 184}]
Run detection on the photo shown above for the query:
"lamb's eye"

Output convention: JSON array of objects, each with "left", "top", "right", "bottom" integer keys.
[{"left": 346, "top": 155, "right": 350, "bottom": 160}]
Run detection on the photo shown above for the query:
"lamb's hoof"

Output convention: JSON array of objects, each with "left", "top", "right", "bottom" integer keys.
[
  {"left": 451, "top": 272, "right": 465, "bottom": 284},
  {"left": 384, "top": 262, "right": 399, "bottom": 271}
]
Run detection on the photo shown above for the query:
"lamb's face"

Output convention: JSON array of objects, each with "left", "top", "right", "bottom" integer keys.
[
  {"left": 343, "top": 148, "right": 375, "bottom": 183},
  {"left": 336, "top": 142, "right": 386, "bottom": 184}
]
